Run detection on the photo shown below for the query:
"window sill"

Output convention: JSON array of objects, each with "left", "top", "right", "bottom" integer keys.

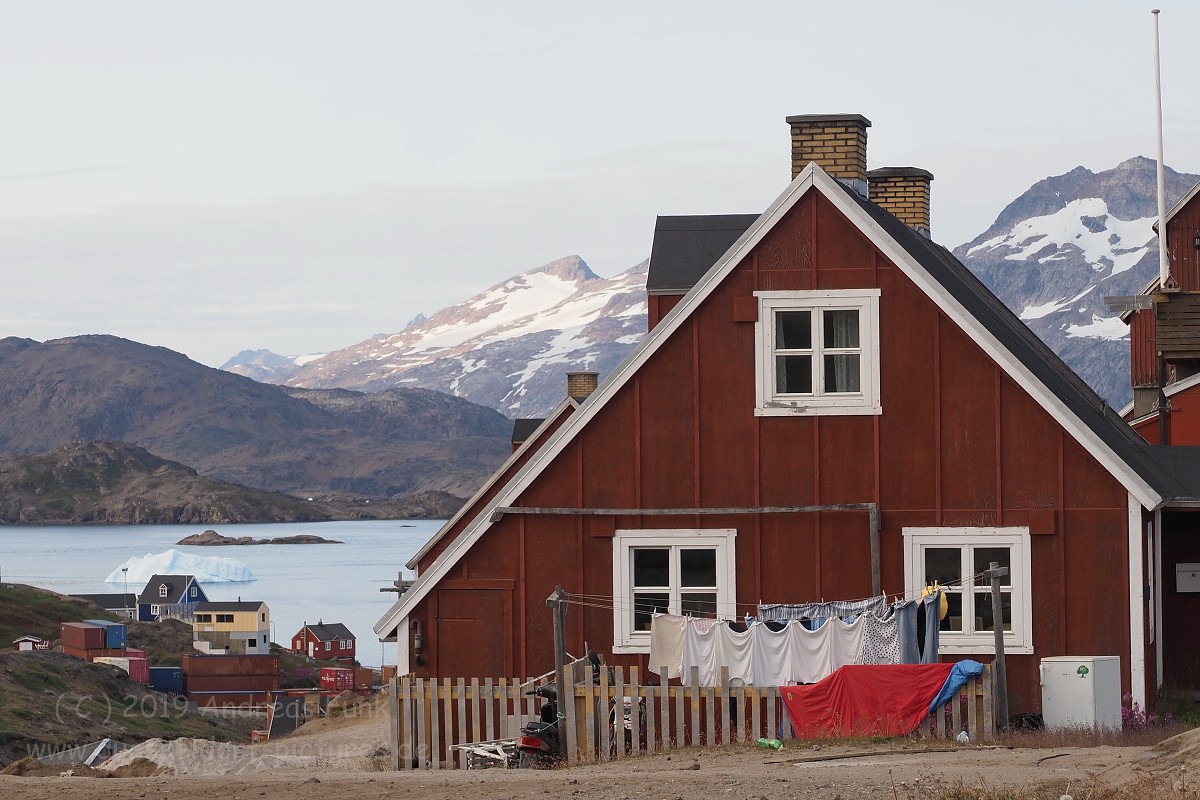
[
  {"left": 755, "top": 403, "right": 882, "bottom": 417},
  {"left": 938, "top": 643, "right": 1034, "bottom": 656},
  {"left": 612, "top": 642, "right": 651, "bottom": 655}
]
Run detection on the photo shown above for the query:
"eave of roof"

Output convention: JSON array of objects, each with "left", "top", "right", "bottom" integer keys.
[{"left": 374, "top": 162, "right": 1174, "bottom": 640}]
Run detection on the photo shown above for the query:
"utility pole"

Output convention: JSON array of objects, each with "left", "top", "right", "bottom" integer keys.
[
  {"left": 546, "top": 585, "right": 568, "bottom": 759},
  {"left": 985, "top": 561, "right": 1009, "bottom": 733}
]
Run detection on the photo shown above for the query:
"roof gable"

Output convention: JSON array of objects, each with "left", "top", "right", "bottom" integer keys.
[
  {"left": 303, "top": 622, "right": 355, "bottom": 641},
  {"left": 375, "top": 163, "right": 1173, "bottom": 639},
  {"left": 136, "top": 574, "right": 197, "bottom": 605}
]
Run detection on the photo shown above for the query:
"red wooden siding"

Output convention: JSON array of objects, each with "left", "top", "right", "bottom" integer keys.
[
  {"left": 411, "top": 190, "right": 1133, "bottom": 713},
  {"left": 1168, "top": 194, "right": 1200, "bottom": 292}
]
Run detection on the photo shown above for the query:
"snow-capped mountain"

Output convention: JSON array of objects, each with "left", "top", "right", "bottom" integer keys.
[
  {"left": 221, "top": 348, "right": 326, "bottom": 383},
  {"left": 276, "top": 255, "right": 648, "bottom": 418},
  {"left": 956, "top": 156, "right": 1200, "bottom": 409}
]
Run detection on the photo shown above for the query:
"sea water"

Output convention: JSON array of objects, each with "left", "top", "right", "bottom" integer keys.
[{"left": 0, "top": 519, "right": 441, "bottom": 666}]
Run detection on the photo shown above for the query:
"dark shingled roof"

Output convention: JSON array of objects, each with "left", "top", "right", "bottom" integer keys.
[
  {"left": 511, "top": 418, "right": 545, "bottom": 446},
  {"left": 194, "top": 601, "right": 266, "bottom": 612},
  {"left": 70, "top": 593, "right": 137, "bottom": 610},
  {"left": 304, "top": 622, "right": 355, "bottom": 641},
  {"left": 647, "top": 215, "right": 758, "bottom": 294},
  {"left": 136, "top": 574, "right": 195, "bottom": 606},
  {"left": 644, "top": 180, "right": 1200, "bottom": 504}
]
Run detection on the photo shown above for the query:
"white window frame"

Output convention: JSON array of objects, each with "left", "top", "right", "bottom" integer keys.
[
  {"left": 150, "top": 604, "right": 160, "bottom": 616},
  {"left": 612, "top": 528, "right": 737, "bottom": 654},
  {"left": 159, "top": 585, "right": 169, "bottom": 598},
  {"left": 754, "top": 289, "right": 881, "bottom": 416},
  {"left": 902, "top": 526, "right": 1033, "bottom": 655}
]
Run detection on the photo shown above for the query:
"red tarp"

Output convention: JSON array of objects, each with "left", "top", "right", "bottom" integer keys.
[{"left": 781, "top": 663, "right": 955, "bottom": 737}]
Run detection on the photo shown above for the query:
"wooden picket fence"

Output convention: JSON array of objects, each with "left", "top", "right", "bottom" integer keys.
[{"left": 389, "top": 662, "right": 994, "bottom": 770}]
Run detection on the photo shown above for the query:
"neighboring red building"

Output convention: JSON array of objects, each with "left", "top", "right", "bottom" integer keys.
[
  {"left": 377, "top": 114, "right": 1197, "bottom": 714},
  {"left": 291, "top": 621, "right": 357, "bottom": 662}
]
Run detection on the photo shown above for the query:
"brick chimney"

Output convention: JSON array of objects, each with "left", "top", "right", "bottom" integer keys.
[
  {"left": 786, "top": 114, "right": 871, "bottom": 194},
  {"left": 566, "top": 370, "right": 598, "bottom": 401},
  {"left": 868, "top": 167, "right": 934, "bottom": 236}
]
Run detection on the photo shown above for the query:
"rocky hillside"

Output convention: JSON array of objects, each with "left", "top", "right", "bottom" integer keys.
[
  {"left": 0, "top": 441, "right": 337, "bottom": 524},
  {"left": 0, "top": 335, "right": 512, "bottom": 500},
  {"left": 268, "top": 255, "right": 648, "bottom": 418},
  {"left": 956, "top": 156, "right": 1200, "bottom": 408}
]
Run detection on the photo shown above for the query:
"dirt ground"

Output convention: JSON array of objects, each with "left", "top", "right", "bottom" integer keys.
[{"left": 4, "top": 696, "right": 1199, "bottom": 800}]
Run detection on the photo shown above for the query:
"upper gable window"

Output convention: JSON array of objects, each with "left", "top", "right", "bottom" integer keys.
[
  {"left": 754, "top": 290, "right": 881, "bottom": 416},
  {"left": 159, "top": 585, "right": 169, "bottom": 598}
]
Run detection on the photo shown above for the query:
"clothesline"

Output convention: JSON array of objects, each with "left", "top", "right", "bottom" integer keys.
[{"left": 561, "top": 570, "right": 986, "bottom": 623}]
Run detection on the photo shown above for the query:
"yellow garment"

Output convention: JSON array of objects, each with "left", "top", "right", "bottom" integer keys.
[{"left": 922, "top": 583, "right": 949, "bottom": 620}]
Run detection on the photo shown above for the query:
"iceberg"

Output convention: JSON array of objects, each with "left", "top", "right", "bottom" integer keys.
[{"left": 104, "top": 549, "right": 256, "bottom": 584}]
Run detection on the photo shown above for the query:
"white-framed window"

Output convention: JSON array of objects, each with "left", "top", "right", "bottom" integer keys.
[
  {"left": 190, "top": 586, "right": 197, "bottom": 597},
  {"left": 902, "top": 527, "right": 1033, "bottom": 654},
  {"left": 325, "top": 641, "right": 331, "bottom": 652},
  {"left": 612, "top": 529, "right": 737, "bottom": 653},
  {"left": 159, "top": 585, "right": 169, "bottom": 598},
  {"left": 754, "top": 289, "right": 881, "bottom": 416},
  {"left": 150, "top": 604, "right": 160, "bottom": 615}
]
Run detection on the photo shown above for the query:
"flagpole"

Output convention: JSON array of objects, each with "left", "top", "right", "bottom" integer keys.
[{"left": 1153, "top": 9, "right": 1171, "bottom": 290}]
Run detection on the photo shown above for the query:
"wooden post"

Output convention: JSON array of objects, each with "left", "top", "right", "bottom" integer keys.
[
  {"left": 546, "top": 585, "right": 568, "bottom": 759},
  {"left": 389, "top": 676, "right": 400, "bottom": 770},
  {"left": 985, "top": 561, "right": 1009, "bottom": 733}
]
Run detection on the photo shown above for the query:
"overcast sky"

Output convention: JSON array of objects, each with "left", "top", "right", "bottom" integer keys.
[{"left": 3, "top": 2, "right": 1199, "bottom": 368}]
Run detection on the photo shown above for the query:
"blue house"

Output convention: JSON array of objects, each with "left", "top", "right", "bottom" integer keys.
[{"left": 136, "top": 574, "right": 207, "bottom": 622}]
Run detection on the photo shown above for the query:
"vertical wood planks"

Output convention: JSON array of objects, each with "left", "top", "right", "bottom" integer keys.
[
  {"left": 598, "top": 664, "right": 611, "bottom": 761},
  {"left": 390, "top": 676, "right": 401, "bottom": 771},
  {"left": 688, "top": 666, "right": 700, "bottom": 746},
  {"left": 612, "top": 667, "right": 624, "bottom": 761},
  {"left": 629, "top": 667, "right": 642, "bottom": 756}
]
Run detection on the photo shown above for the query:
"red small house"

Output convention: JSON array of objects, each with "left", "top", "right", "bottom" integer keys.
[
  {"left": 292, "top": 621, "right": 356, "bottom": 662},
  {"left": 377, "top": 113, "right": 1197, "bottom": 715}
]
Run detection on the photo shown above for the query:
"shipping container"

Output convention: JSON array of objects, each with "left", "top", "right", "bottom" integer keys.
[
  {"left": 319, "top": 667, "right": 354, "bottom": 691},
  {"left": 60, "top": 622, "right": 104, "bottom": 651},
  {"left": 61, "top": 645, "right": 128, "bottom": 661},
  {"left": 127, "top": 657, "right": 149, "bottom": 684},
  {"left": 125, "top": 647, "right": 146, "bottom": 659},
  {"left": 184, "top": 675, "right": 281, "bottom": 693},
  {"left": 148, "top": 666, "right": 184, "bottom": 694},
  {"left": 182, "top": 654, "right": 280, "bottom": 677},
  {"left": 353, "top": 668, "right": 375, "bottom": 690},
  {"left": 380, "top": 665, "right": 398, "bottom": 685},
  {"left": 84, "top": 620, "right": 127, "bottom": 649}
]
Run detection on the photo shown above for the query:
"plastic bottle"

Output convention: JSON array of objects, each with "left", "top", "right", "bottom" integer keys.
[{"left": 756, "top": 737, "right": 783, "bottom": 750}]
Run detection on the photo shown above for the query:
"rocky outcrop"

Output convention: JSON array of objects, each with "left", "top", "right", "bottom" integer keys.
[{"left": 176, "top": 529, "right": 341, "bottom": 545}]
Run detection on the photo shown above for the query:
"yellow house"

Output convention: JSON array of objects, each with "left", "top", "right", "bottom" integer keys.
[{"left": 192, "top": 601, "right": 270, "bottom": 655}]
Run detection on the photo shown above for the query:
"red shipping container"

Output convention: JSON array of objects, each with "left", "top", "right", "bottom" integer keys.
[
  {"left": 61, "top": 622, "right": 104, "bottom": 650},
  {"left": 61, "top": 645, "right": 128, "bottom": 661},
  {"left": 380, "top": 665, "right": 398, "bottom": 685},
  {"left": 127, "top": 657, "right": 150, "bottom": 684},
  {"left": 187, "top": 691, "right": 273, "bottom": 708},
  {"left": 182, "top": 654, "right": 280, "bottom": 677},
  {"left": 320, "top": 667, "right": 354, "bottom": 691},
  {"left": 126, "top": 648, "right": 147, "bottom": 659},
  {"left": 354, "top": 668, "right": 375, "bottom": 689},
  {"left": 184, "top": 675, "right": 281, "bottom": 693}
]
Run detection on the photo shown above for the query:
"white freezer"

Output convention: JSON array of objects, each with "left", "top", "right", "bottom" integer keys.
[{"left": 1039, "top": 655, "right": 1121, "bottom": 731}]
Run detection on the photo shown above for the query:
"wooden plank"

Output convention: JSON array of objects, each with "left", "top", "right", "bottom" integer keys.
[
  {"left": 498, "top": 677, "right": 509, "bottom": 739},
  {"left": 429, "top": 679, "right": 441, "bottom": 770},
  {"left": 704, "top": 683, "right": 715, "bottom": 746},
  {"left": 564, "top": 673, "right": 579, "bottom": 765},
  {"left": 483, "top": 677, "right": 495, "bottom": 742},
  {"left": 658, "top": 670, "right": 671, "bottom": 749},
  {"left": 470, "top": 678, "right": 482, "bottom": 744},
  {"left": 389, "top": 677, "right": 400, "bottom": 771},
  {"left": 688, "top": 666, "right": 700, "bottom": 747},
  {"left": 673, "top": 683, "right": 684, "bottom": 748},
  {"left": 598, "top": 664, "right": 611, "bottom": 761},
  {"left": 967, "top": 675, "right": 978, "bottom": 743},
  {"left": 767, "top": 686, "right": 779, "bottom": 742},
  {"left": 951, "top": 683, "right": 962, "bottom": 740},
  {"left": 734, "top": 683, "right": 746, "bottom": 742},
  {"left": 645, "top": 677, "right": 658, "bottom": 753},
  {"left": 629, "top": 666, "right": 642, "bottom": 756},
  {"left": 750, "top": 687, "right": 760, "bottom": 741},
  {"left": 612, "top": 667, "right": 624, "bottom": 760},
  {"left": 402, "top": 676, "right": 414, "bottom": 770},
  {"left": 415, "top": 678, "right": 427, "bottom": 770},
  {"left": 583, "top": 668, "right": 597, "bottom": 761},
  {"left": 455, "top": 678, "right": 467, "bottom": 768},
  {"left": 982, "top": 664, "right": 994, "bottom": 739},
  {"left": 719, "top": 667, "right": 731, "bottom": 744}
]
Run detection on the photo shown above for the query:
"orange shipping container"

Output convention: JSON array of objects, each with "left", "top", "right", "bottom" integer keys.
[
  {"left": 182, "top": 654, "right": 280, "bottom": 677},
  {"left": 353, "top": 668, "right": 374, "bottom": 689},
  {"left": 60, "top": 622, "right": 104, "bottom": 650}
]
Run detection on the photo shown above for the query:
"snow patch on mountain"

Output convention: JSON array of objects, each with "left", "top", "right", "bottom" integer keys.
[
  {"left": 105, "top": 549, "right": 256, "bottom": 584},
  {"left": 967, "top": 198, "right": 1154, "bottom": 277},
  {"left": 1065, "top": 315, "right": 1128, "bottom": 341}
]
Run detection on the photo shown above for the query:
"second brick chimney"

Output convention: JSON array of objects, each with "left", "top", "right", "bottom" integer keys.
[
  {"left": 868, "top": 167, "right": 934, "bottom": 237},
  {"left": 786, "top": 113, "right": 871, "bottom": 195}
]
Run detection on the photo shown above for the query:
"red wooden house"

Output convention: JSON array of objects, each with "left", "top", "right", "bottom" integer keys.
[
  {"left": 377, "top": 114, "right": 1198, "bottom": 715},
  {"left": 292, "top": 621, "right": 356, "bottom": 663},
  {"left": 1120, "top": 175, "right": 1200, "bottom": 690}
]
